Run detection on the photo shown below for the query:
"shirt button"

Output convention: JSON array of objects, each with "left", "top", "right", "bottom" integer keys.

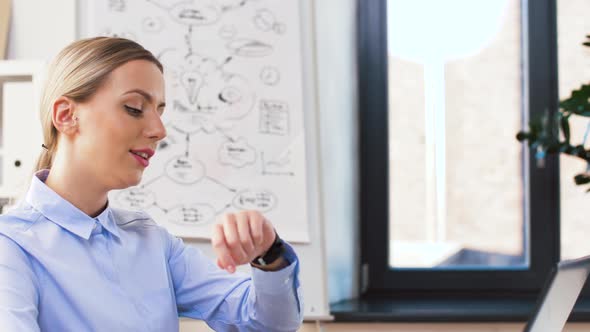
[{"left": 93, "top": 221, "right": 102, "bottom": 233}]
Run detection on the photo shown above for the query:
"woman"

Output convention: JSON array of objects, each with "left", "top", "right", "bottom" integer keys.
[{"left": 0, "top": 37, "right": 303, "bottom": 331}]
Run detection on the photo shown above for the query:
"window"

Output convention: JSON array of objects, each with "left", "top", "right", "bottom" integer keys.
[
  {"left": 387, "top": 0, "right": 526, "bottom": 270},
  {"left": 358, "top": 0, "right": 564, "bottom": 305}
]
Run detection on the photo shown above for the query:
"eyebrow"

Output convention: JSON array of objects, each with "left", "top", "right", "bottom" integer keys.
[{"left": 123, "top": 89, "right": 166, "bottom": 109}]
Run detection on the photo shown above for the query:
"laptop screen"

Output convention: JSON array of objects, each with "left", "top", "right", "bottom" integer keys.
[{"left": 524, "top": 258, "right": 590, "bottom": 332}]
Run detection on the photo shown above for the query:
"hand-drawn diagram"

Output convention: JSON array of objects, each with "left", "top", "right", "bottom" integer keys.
[
  {"left": 167, "top": 203, "right": 217, "bottom": 225},
  {"left": 226, "top": 39, "right": 274, "bottom": 57},
  {"left": 91, "top": 0, "right": 310, "bottom": 242},
  {"left": 261, "top": 150, "right": 295, "bottom": 177},
  {"left": 260, "top": 66, "right": 280, "bottom": 86},
  {"left": 100, "top": 28, "right": 136, "bottom": 40},
  {"left": 218, "top": 137, "right": 257, "bottom": 168},
  {"left": 161, "top": 52, "right": 257, "bottom": 134},
  {"left": 233, "top": 189, "right": 277, "bottom": 211},
  {"left": 165, "top": 156, "right": 206, "bottom": 184},
  {"left": 109, "top": 0, "right": 126, "bottom": 12},
  {"left": 259, "top": 99, "right": 290, "bottom": 136},
  {"left": 142, "top": 17, "right": 164, "bottom": 33},
  {"left": 253, "top": 9, "right": 286, "bottom": 35},
  {"left": 145, "top": 0, "right": 251, "bottom": 27},
  {"left": 219, "top": 25, "right": 237, "bottom": 39}
]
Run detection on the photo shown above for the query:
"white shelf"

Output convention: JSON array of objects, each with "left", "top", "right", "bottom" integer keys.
[
  {"left": 0, "top": 60, "right": 45, "bottom": 77},
  {"left": 0, "top": 60, "right": 45, "bottom": 199}
]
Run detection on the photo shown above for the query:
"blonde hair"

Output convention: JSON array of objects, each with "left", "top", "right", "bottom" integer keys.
[{"left": 34, "top": 36, "right": 163, "bottom": 172}]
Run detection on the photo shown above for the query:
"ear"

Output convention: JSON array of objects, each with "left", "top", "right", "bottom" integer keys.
[{"left": 52, "top": 96, "right": 79, "bottom": 135}]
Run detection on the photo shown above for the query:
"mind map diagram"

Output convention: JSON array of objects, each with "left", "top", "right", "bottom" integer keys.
[{"left": 93, "top": 0, "right": 309, "bottom": 241}]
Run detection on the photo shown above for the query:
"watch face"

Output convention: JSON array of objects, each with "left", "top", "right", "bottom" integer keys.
[{"left": 254, "top": 257, "right": 267, "bottom": 266}]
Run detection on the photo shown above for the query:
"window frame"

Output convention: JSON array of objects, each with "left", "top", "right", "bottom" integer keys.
[{"left": 358, "top": 0, "right": 562, "bottom": 298}]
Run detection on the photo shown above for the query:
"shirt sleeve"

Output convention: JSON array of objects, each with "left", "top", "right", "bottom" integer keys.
[
  {"left": 0, "top": 234, "right": 41, "bottom": 332},
  {"left": 165, "top": 231, "right": 303, "bottom": 332}
]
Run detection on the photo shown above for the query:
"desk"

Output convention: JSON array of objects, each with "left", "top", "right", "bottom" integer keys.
[{"left": 179, "top": 320, "right": 590, "bottom": 332}]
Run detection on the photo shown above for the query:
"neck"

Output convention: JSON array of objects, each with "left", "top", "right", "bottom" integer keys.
[{"left": 44, "top": 151, "right": 109, "bottom": 218}]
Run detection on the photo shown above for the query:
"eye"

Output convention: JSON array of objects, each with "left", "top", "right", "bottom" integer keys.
[{"left": 124, "top": 105, "right": 143, "bottom": 115}]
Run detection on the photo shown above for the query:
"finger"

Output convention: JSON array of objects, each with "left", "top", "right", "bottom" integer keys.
[
  {"left": 248, "top": 211, "right": 265, "bottom": 248},
  {"left": 216, "top": 258, "right": 224, "bottom": 270},
  {"left": 212, "top": 223, "right": 235, "bottom": 270},
  {"left": 211, "top": 223, "right": 236, "bottom": 273},
  {"left": 223, "top": 214, "right": 249, "bottom": 264},
  {"left": 236, "top": 211, "right": 256, "bottom": 258}
]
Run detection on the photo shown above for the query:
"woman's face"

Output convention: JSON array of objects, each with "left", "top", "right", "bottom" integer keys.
[{"left": 74, "top": 59, "right": 167, "bottom": 190}]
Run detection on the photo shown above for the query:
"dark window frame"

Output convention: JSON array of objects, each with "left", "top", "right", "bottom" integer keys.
[{"left": 358, "top": 0, "right": 563, "bottom": 301}]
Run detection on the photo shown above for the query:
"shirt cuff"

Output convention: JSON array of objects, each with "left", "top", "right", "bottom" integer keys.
[{"left": 251, "top": 242, "right": 299, "bottom": 295}]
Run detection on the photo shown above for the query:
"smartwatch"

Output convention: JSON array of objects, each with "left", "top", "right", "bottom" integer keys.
[{"left": 251, "top": 231, "right": 285, "bottom": 266}]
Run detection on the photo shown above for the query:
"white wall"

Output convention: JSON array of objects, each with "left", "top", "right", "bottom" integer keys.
[{"left": 5, "top": 0, "right": 75, "bottom": 61}]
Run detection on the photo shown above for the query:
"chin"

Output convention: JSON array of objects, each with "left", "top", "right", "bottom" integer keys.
[
  {"left": 128, "top": 171, "right": 144, "bottom": 187},
  {"left": 112, "top": 171, "right": 143, "bottom": 190}
]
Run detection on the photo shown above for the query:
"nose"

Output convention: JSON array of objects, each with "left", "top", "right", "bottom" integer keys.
[{"left": 145, "top": 110, "right": 167, "bottom": 141}]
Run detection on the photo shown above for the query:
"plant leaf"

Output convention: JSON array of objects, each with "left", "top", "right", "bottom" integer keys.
[
  {"left": 561, "top": 114, "right": 571, "bottom": 143},
  {"left": 575, "top": 173, "right": 590, "bottom": 185},
  {"left": 560, "top": 84, "right": 590, "bottom": 116}
]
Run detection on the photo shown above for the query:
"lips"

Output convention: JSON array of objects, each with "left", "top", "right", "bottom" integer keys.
[{"left": 129, "top": 148, "right": 155, "bottom": 167}]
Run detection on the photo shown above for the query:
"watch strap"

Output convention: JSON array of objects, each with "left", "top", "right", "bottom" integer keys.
[{"left": 251, "top": 231, "right": 284, "bottom": 266}]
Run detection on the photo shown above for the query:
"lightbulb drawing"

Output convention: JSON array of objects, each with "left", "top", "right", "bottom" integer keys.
[{"left": 181, "top": 71, "right": 204, "bottom": 105}]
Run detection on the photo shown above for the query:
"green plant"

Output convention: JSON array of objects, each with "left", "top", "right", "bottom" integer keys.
[{"left": 517, "top": 35, "right": 590, "bottom": 189}]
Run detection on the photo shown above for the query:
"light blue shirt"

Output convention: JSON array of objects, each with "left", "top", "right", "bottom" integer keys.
[{"left": 0, "top": 169, "right": 303, "bottom": 331}]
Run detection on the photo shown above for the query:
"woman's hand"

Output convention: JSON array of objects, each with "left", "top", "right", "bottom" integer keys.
[{"left": 212, "top": 210, "right": 277, "bottom": 273}]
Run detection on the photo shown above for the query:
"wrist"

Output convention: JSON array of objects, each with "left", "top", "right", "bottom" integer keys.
[
  {"left": 250, "top": 255, "right": 289, "bottom": 271},
  {"left": 250, "top": 231, "right": 285, "bottom": 268}
]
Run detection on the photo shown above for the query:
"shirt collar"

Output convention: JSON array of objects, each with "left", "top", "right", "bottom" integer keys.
[{"left": 25, "top": 169, "right": 120, "bottom": 240}]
